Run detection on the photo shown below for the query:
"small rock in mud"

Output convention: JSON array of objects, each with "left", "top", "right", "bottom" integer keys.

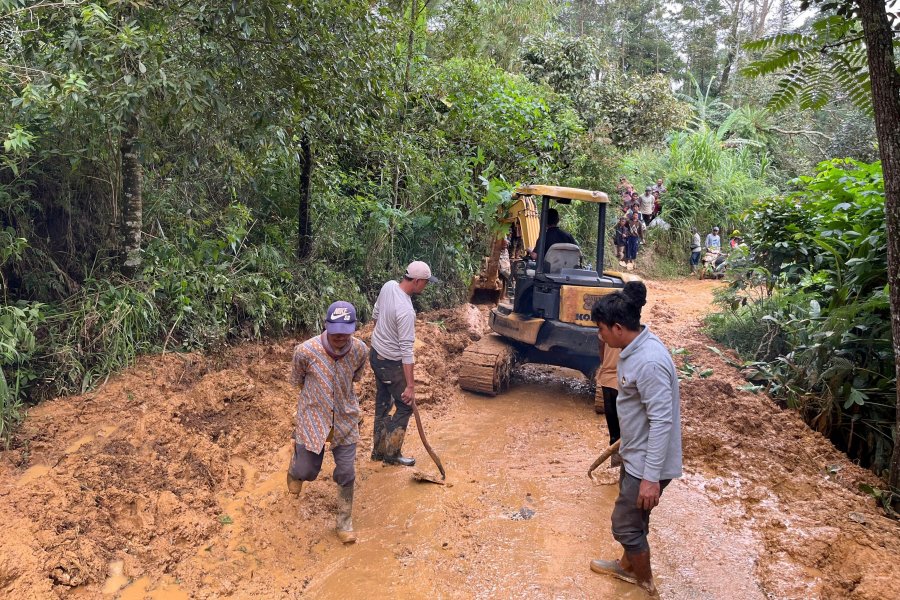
[
  {"left": 848, "top": 512, "right": 868, "bottom": 525},
  {"left": 507, "top": 507, "right": 535, "bottom": 521}
]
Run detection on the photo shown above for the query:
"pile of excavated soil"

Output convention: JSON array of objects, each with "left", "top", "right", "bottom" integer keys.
[
  {"left": 355, "top": 302, "right": 487, "bottom": 413},
  {"left": 644, "top": 279, "right": 900, "bottom": 600},
  {"left": 0, "top": 303, "right": 487, "bottom": 598}
]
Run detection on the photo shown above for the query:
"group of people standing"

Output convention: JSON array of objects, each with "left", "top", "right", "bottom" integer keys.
[
  {"left": 613, "top": 177, "right": 666, "bottom": 270},
  {"left": 689, "top": 225, "right": 744, "bottom": 275}
]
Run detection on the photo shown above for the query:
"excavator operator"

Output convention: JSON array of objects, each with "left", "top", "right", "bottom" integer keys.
[{"left": 529, "top": 208, "right": 578, "bottom": 260}]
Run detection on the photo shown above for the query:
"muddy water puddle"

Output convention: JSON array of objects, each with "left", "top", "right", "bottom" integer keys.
[
  {"left": 302, "top": 371, "right": 764, "bottom": 599},
  {"left": 301, "top": 375, "right": 631, "bottom": 599}
]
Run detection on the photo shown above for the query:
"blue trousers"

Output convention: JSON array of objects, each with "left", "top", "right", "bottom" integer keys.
[{"left": 625, "top": 237, "right": 640, "bottom": 260}]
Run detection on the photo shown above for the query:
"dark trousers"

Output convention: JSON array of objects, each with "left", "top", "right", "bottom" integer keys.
[
  {"left": 690, "top": 250, "right": 701, "bottom": 266},
  {"left": 288, "top": 441, "right": 356, "bottom": 487},
  {"left": 601, "top": 386, "right": 620, "bottom": 445},
  {"left": 369, "top": 349, "right": 413, "bottom": 455},
  {"left": 642, "top": 213, "right": 653, "bottom": 226},
  {"left": 612, "top": 468, "right": 671, "bottom": 553},
  {"left": 625, "top": 237, "right": 640, "bottom": 260}
]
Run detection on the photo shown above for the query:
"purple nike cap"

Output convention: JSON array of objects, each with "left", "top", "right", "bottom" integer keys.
[{"left": 325, "top": 301, "right": 357, "bottom": 334}]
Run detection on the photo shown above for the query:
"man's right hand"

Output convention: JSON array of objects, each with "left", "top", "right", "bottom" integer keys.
[{"left": 400, "top": 385, "right": 415, "bottom": 405}]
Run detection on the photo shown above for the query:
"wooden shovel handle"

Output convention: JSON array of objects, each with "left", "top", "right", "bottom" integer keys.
[
  {"left": 588, "top": 439, "right": 621, "bottom": 481},
  {"left": 412, "top": 401, "right": 446, "bottom": 480}
]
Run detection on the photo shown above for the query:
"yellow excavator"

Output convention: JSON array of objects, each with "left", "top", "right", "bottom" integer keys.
[{"left": 460, "top": 185, "right": 640, "bottom": 397}]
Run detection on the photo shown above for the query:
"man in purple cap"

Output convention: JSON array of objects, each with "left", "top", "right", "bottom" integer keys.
[
  {"left": 287, "top": 301, "right": 368, "bottom": 543},
  {"left": 370, "top": 260, "right": 440, "bottom": 467}
]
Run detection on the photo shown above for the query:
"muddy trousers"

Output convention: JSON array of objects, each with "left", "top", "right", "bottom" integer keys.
[
  {"left": 369, "top": 349, "right": 413, "bottom": 457},
  {"left": 288, "top": 441, "right": 356, "bottom": 487},
  {"left": 611, "top": 469, "right": 671, "bottom": 553}
]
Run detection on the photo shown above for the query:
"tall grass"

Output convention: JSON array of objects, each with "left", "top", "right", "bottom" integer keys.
[
  {"left": 0, "top": 303, "right": 43, "bottom": 443},
  {"left": 0, "top": 204, "right": 371, "bottom": 441},
  {"left": 615, "top": 124, "right": 774, "bottom": 259}
]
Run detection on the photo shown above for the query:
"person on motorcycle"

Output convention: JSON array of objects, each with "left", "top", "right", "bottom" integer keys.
[{"left": 729, "top": 230, "right": 743, "bottom": 249}]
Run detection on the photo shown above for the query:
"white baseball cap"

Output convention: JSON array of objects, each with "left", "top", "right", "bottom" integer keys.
[{"left": 405, "top": 260, "right": 440, "bottom": 283}]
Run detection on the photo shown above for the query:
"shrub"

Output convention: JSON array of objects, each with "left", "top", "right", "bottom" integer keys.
[{"left": 709, "top": 159, "right": 894, "bottom": 475}]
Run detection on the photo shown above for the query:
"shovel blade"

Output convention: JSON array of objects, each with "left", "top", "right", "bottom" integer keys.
[{"left": 412, "top": 470, "right": 445, "bottom": 485}]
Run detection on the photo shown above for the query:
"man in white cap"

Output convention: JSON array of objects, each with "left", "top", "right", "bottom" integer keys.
[
  {"left": 369, "top": 261, "right": 440, "bottom": 467},
  {"left": 287, "top": 301, "right": 368, "bottom": 543}
]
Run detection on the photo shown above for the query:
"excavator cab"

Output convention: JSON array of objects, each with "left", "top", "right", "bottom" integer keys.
[{"left": 461, "top": 185, "right": 640, "bottom": 397}]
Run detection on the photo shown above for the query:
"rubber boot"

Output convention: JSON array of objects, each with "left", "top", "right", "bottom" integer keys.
[
  {"left": 589, "top": 558, "right": 638, "bottom": 584},
  {"left": 382, "top": 427, "right": 415, "bottom": 467},
  {"left": 626, "top": 550, "right": 659, "bottom": 598},
  {"left": 335, "top": 485, "right": 357, "bottom": 544},
  {"left": 286, "top": 472, "right": 303, "bottom": 496},
  {"left": 371, "top": 424, "right": 387, "bottom": 461}
]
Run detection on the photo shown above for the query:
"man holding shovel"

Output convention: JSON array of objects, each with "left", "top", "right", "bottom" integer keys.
[
  {"left": 370, "top": 261, "right": 440, "bottom": 467},
  {"left": 286, "top": 301, "right": 368, "bottom": 544},
  {"left": 589, "top": 281, "right": 682, "bottom": 598}
]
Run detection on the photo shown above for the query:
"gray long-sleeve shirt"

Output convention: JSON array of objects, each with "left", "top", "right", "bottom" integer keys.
[
  {"left": 370, "top": 280, "right": 416, "bottom": 364},
  {"left": 616, "top": 326, "right": 683, "bottom": 482}
]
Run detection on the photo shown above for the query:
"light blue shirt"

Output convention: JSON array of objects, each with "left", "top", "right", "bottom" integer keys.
[{"left": 616, "top": 326, "right": 683, "bottom": 482}]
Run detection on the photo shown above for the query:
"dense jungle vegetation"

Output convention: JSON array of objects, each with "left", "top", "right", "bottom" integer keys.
[{"left": 1, "top": 0, "right": 898, "bottom": 497}]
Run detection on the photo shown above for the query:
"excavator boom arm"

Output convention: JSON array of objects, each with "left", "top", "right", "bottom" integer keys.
[{"left": 499, "top": 195, "right": 540, "bottom": 252}]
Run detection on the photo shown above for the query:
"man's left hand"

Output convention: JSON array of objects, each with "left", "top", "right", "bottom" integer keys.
[{"left": 637, "top": 479, "right": 661, "bottom": 511}]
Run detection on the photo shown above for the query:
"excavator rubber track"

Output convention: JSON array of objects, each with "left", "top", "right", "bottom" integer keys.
[{"left": 458, "top": 334, "right": 520, "bottom": 396}]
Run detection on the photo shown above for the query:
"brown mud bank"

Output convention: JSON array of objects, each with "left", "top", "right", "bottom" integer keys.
[{"left": 0, "top": 279, "right": 897, "bottom": 599}]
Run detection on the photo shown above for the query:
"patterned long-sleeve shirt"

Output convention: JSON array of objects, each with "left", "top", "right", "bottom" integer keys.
[{"left": 291, "top": 335, "right": 368, "bottom": 453}]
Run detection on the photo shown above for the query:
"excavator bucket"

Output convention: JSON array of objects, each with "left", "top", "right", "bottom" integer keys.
[
  {"left": 468, "top": 286, "right": 503, "bottom": 306},
  {"left": 468, "top": 284, "right": 503, "bottom": 305},
  {"left": 467, "top": 238, "right": 507, "bottom": 305}
]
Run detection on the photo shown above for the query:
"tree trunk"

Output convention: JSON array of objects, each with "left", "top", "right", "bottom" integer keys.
[
  {"left": 392, "top": 0, "right": 426, "bottom": 209},
  {"left": 857, "top": 0, "right": 900, "bottom": 494},
  {"left": 120, "top": 113, "right": 142, "bottom": 278},
  {"left": 718, "top": 0, "right": 744, "bottom": 96},
  {"left": 752, "top": 0, "right": 773, "bottom": 37},
  {"left": 297, "top": 136, "right": 313, "bottom": 260}
]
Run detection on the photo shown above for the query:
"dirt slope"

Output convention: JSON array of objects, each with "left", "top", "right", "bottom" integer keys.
[{"left": 0, "top": 279, "right": 897, "bottom": 599}]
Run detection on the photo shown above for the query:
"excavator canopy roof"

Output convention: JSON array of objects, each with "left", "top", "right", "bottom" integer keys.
[{"left": 515, "top": 185, "right": 609, "bottom": 204}]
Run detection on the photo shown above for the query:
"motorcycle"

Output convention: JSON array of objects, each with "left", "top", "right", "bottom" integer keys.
[{"left": 699, "top": 249, "right": 727, "bottom": 279}]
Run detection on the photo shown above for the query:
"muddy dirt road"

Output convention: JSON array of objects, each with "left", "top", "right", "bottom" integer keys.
[{"left": 1, "top": 278, "right": 898, "bottom": 599}]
